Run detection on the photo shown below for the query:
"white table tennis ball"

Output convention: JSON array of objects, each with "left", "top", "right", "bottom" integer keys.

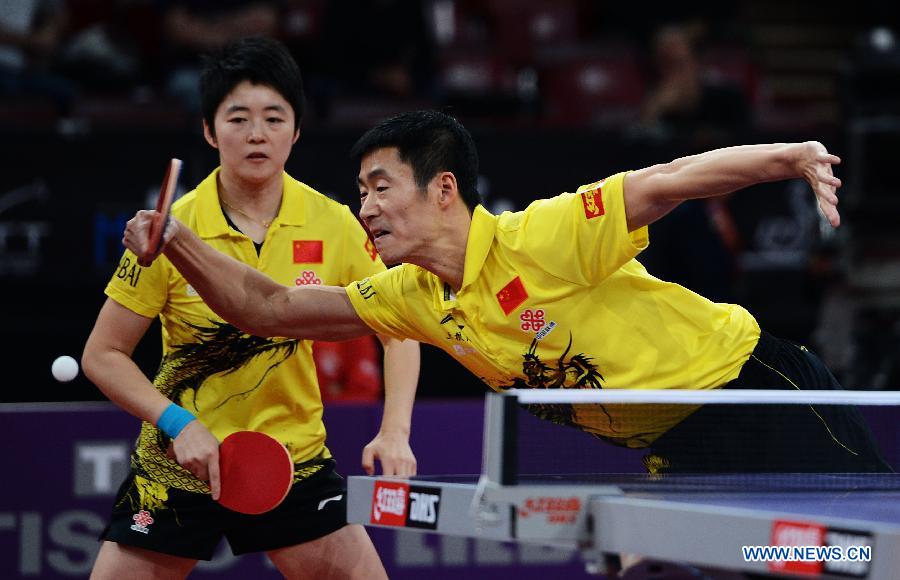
[{"left": 51, "top": 355, "right": 79, "bottom": 382}]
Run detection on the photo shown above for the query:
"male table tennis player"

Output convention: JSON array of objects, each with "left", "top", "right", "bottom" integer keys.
[{"left": 123, "top": 110, "right": 891, "bottom": 476}]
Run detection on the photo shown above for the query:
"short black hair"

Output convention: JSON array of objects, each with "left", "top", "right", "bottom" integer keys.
[
  {"left": 350, "top": 111, "right": 482, "bottom": 212},
  {"left": 200, "top": 36, "right": 305, "bottom": 136}
]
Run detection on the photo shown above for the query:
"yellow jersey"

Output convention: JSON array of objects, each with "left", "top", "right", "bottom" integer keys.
[
  {"left": 107, "top": 168, "right": 385, "bottom": 492},
  {"left": 347, "top": 171, "right": 760, "bottom": 447}
]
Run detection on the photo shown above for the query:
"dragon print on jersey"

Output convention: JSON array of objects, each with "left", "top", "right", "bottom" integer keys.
[
  {"left": 508, "top": 333, "right": 652, "bottom": 448},
  {"left": 133, "top": 319, "right": 298, "bottom": 493}
]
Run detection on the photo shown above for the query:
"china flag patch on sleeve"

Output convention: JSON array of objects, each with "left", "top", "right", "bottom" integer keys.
[
  {"left": 364, "top": 238, "right": 379, "bottom": 261},
  {"left": 496, "top": 276, "right": 528, "bottom": 315},
  {"left": 581, "top": 185, "right": 605, "bottom": 219},
  {"left": 293, "top": 240, "right": 323, "bottom": 263}
]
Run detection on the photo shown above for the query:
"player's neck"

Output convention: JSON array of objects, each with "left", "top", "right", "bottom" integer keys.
[
  {"left": 417, "top": 246, "right": 465, "bottom": 293},
  {"left": 407, "top": 211, "right": 470, "bottom": 292},
  {"left": 216, "top": 169, "right": 283, "bottom": 221}
]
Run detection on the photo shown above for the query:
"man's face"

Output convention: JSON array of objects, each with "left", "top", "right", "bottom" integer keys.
[
  {"left": 357, "top": 147, "right": 438, "bottom": 265},
  {"left": 204, "top": 80, "right": 298, "bottom": 185}
]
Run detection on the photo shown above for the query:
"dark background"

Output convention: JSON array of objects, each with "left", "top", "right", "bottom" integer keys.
[{"left": 2, "top": 0, "right": 900, "bottom": 402}]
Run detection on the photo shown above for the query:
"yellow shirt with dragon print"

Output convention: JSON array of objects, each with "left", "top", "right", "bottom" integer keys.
[
  {"left": 107, "top": 168, "right": 385, "bottom": 492},
  {"left": 346, "top": 171, "right": 760, "bottom": 448}
]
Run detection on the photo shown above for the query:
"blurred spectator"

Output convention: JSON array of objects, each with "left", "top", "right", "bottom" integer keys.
[
  {"left": 160, "top": 0, "right": 281, "bottom": 111},
  {"left": 587, "top": 3, "right": 741, "bottom": 55},
  {"left": 313, "top": 337, "right": 383, "bottom": 402},
  {"left": 313, "top": 0, "right": 436, "bottom": 116},
  {"left": 452, "top": 0, "right": 500, "bottom": 48},
  {"left": 0, "top": 0, "right": 76, "bottom": 111},
  {"left": 636, "top": 24, "right": 748, "bottom": 303},
  {"left": 280, "top": 0, "right": 324, "bottom": 90},
  {"left": 640, "top": 24, "right": 751, "bottom": 147},
  {"left": 55, "top": 0, "right": 144, "bottom": 95}
]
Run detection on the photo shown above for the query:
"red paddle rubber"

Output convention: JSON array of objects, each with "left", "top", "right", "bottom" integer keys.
[{"left": 218, "top": 431, "right": 293, "bottom": 515}]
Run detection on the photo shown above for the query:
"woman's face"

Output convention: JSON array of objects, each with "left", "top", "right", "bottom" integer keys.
[{"left": 204, "top": 80, "right": 299, "bottom": 186}]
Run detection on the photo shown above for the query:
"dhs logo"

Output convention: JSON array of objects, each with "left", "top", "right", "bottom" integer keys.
[
  {"left": 406, "top": 486, "right": 441, "bottom": 530},
  {"left": 370, "top": 481, "right": 441, "bottom": 530}
]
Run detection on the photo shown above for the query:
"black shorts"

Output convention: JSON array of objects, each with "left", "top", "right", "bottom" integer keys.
[
  {"left": 100, "top": 458, "right": 349, "bottom": 560},
  {"left": 648, "top": 331, "right": 894, "bottom": 473}
]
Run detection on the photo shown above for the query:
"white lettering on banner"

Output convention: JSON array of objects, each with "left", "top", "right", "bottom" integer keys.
[
  {"left": 0, "top": 511, "right": 104, "bottom": 576},
  {"left": 441, "top": 535, "right": 468, "bottom": 566},
  {"left": 374, "top": 486, "right": 407, "bottom": 522},
  {"left": 409, "top": 492, "right": 439, "bottom": 524},
  {"left": 78, "top": 445, "right": 126, "bottom": 492},
  {"left": 74, "top": 442, "right": 130, "bottom": 497},
  {"left": 47, "top": 511, "right": 105, "bottom": 575},
  {"left": 394, "top": 529, "right": 438, "bottom": 565},
  {"left": 0, "top": 507, "right": 583, "bottom": 575},
  {"left": 474, "top": 538, "right": 514, "bottom": 565},
  {"left": 393, "top": 531, "right": 578, "bottom": 567},
  {"left": 21, "top": 513, "right": 40, "bottom": 575},
  {"left": 1, "top": 509, "right": 281, "bottom": 576}
]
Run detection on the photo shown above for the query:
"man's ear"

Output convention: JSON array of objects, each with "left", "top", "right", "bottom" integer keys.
[
  {"left": 437, "top": 172, "right": 459, "bottom": 207},
  {"left": 203, "top": 120, "right": 218, "bottom": 149},
  {"left": 292, "top": 127, "right": 300, "bottom": 145}
]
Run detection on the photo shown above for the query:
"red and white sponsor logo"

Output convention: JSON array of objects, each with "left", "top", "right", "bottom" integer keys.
[
  {"left": 371, "top": 481, "right": 409, "bottom": 526},
  {"left": 295, "top": 270, "right": 322, "bottom": 285},
  {"left": 519, "top": 309, "right": 546, "bottom": 332},
  {"left": 130, "top": 510, "right": 154, "bottom": 534},
  {"left": 518, "top": 496, "right": 582, "bottom": 525},
  {"left": 580, "top": 183, "right": 605, "bottom": 219},
  {"left": 769, "top": 520, "right": 826, "bottom": 575}
]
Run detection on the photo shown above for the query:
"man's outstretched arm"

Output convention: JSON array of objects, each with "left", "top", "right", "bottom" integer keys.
[
  {"left": 123, "top": 211, "right": 373, "bottom": 341},
  {"left": 623, "top": 141, "right": 842, "bottom": 232}
]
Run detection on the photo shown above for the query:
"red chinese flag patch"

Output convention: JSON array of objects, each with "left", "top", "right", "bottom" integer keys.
[
  {"left": 293, "top": 240, "right": 323, "bottom": 263},
  {"left": 496, "top": 277, "right": 528, "bottom": 316},
  {"left": 581, "top": 186, "right": 605, "bottom": 219}
]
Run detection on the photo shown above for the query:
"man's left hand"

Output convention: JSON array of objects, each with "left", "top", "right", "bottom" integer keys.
[{"left": 798, "top": 141, "right": 842, "bottom": 228}]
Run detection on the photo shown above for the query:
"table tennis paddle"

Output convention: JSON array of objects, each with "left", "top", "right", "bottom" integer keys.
[
  {"left": 147, "top": 158, "right": 183, "bottom": 256},
  {"left": 218, "top": 430, "right": 293, "bottom": 515}
]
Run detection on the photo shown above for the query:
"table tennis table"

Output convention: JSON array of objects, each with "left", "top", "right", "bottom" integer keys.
[{"left": 348, "top": 393, "right": 900, "bottom": 578}]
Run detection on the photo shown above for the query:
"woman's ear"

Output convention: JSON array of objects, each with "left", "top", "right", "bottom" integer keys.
[{"left": 203, "top": 120, "right": 218, "bottom": 149}]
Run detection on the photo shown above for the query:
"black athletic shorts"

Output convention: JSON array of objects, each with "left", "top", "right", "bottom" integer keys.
[
  {"left": 99, "top": 457, "right": 349, "bottom": 560},
  {"left": 647, "top": 331, "right": 894, "bottom": 473}
]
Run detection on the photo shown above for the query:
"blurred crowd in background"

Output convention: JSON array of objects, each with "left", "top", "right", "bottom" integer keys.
[
  {"left": 0, "top": 0, "right": 895, "bottom": 131},
  {"left": 3, "top": 0, "right": 900, "bottom": 402}
]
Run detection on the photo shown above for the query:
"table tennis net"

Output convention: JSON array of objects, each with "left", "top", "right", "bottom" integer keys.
[{"left": 497, "top": 389, "right": 900, "bottom": 481}]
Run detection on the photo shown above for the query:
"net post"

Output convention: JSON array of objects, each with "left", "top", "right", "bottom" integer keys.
[{"left": 482, "top": 392, "right": 518, "bottom": 486}]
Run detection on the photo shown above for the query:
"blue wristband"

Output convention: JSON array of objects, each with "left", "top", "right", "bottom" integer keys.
[{"left": 157, "top": 403, "right": 196, "bottom": 439}]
